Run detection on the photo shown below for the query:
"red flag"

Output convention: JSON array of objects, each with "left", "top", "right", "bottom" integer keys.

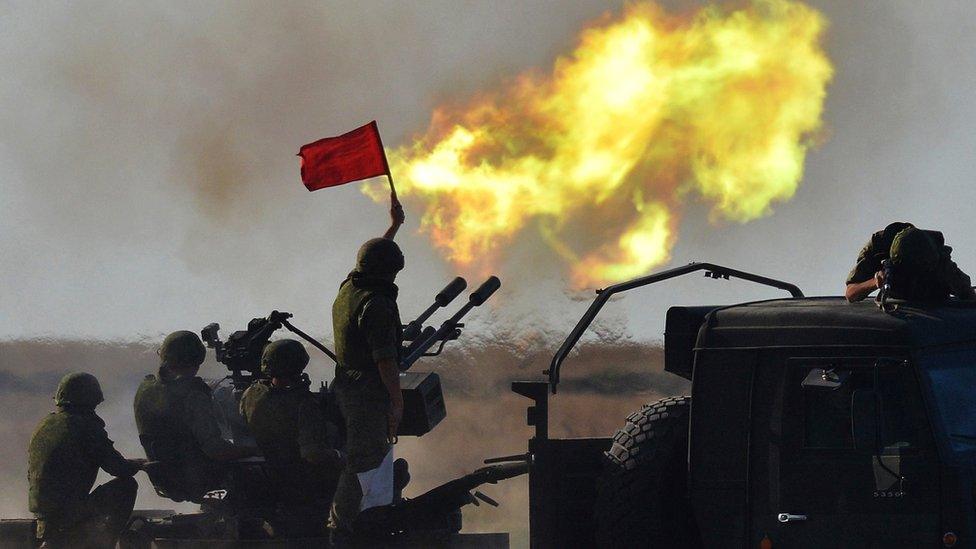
[{"left": 298, "top": 121, "right": 390, "bottom": 191}]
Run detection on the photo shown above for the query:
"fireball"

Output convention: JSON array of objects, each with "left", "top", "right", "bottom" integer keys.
[{"left": 371, "top": 0, "right": 832, "bottom": 287}]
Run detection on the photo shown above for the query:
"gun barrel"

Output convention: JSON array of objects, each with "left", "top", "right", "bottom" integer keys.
[
  {"left": 435, "top": 277, "right": 468, "bottom": 306},
  {"left": 404, "top": 277, "right": 468, "bottom": 341},
  {"left": 403, "top": 325, "right": 437, "bottom": 358},
  {"left": 469, "top": 276, "right": 500, "bottom": 306},
  {"left": 401, "top": 276, "right": 500, "bottom": 368}
]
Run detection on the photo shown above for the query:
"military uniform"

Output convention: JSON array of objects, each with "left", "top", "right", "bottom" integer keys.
[
  {"left": 847, "top": 222, "right": 974, "bottom": 301},
  {"left": 28, "top": 373, "right": 139, "bottom": 546},
  {"left": 329, "top": 240, "right": 404, "bottom": 536},
  {"left": 134, "top": 370, "right": 232, "bottom": 501},
  {"left": 239, "top": 339, "right": 340, "bottom": 536},
  {"left": 240, "top": 379, "right": 338, "bottom": 501}
]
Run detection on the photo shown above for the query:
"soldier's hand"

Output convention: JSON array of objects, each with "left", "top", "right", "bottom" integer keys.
[
  {"left": 874, "top": 270, "right": 885, "bottom": 289},
  {"left": 390, "top": 196, "right": 405, "bottom": 227},
  {"left": 388, "top": 398, "right": 404, "bottom": 443}
]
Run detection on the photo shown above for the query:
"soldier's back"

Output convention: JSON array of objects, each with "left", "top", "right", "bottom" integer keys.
[
  {"left": 28, "top": 410, "right": 101, "bottom": 514},
  {"left": 240, "top": 381, "right": 313, "bottom": 464},
  {"left": 240, "top": 381, "right": 337, "bottom": 504},
  {"left": 136, "top": 375, "right": 192, "bottom": 451}
]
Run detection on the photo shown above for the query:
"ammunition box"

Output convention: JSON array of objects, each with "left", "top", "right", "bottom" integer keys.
[{"left": 398, "top": 371, "right": 446, "bottom": 436}]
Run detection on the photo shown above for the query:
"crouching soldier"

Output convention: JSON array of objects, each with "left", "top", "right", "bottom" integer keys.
[
  {"left": 134, "top": 330, "right": 255, "bottom": 502},
  {"left": 240, "top": 339, "right": 343, "bottom": 537},
  {"left": 28, "top": 372, "right": 143, "bottom": 548},
  {"left": 846, "top": 222, "right": 976, "bottom": 302}
]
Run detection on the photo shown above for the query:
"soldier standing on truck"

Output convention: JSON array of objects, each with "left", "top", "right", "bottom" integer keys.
[
  {"left": 846, "top": 222, "right": 976, "bottom": 302},
  {"left": 240, "top": 339, "right": 343, "bottom": 537},
  {"left": 28, "top": 372, "right": 145, "bottom": 548},
  {"left": 134, "top": 330, "right": 256, "bottom": 501},
  {"left": 328, "top": 201, "right": 405, "bottom": 544}
]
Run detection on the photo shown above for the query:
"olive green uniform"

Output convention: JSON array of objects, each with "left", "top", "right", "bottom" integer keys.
[
  {"left": 240, "top": 380, "right": 339, "bottom": 502},
  {"left": 134, "top": 370, "right": 233, "bottom": 501},
  {"left": 329, "top": 272, "right": 402, "bottom": 533},
  {"left": 847, "top": 222, "right": 974, "bottom": 301},
  {"left": 28, "top": 406, "right": 139, "bottom": 544}
]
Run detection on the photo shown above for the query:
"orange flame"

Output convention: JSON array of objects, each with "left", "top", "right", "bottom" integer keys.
[{"left": 372, "top": 0, "right": 832, "bottom": 287}]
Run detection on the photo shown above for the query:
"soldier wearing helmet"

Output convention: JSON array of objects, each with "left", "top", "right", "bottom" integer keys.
[
  {"left": 134, "top": 330, "right": 256, "bottom": 502},
  {"left": 846, "top": 222, "right": 976, "bottom": 302},
  {"left": 28, "top": 372, "right": 144, "bottom": 547},
  {"left": 240, "top": 339, "right": 343, "bottom": 536},
  {"left": 328, "top": 231, "right": 406, "bottom": 541}
]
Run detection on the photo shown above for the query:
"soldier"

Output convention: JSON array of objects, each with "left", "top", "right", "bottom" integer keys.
[
  {"left": 846, "top": 222, "right": 976, "bottom": 302},
  {"left": 28, "top": 372, "right": 143, "bottom": 548},
  {"left": 134, "top": 330, "right": 255, "bottom": 502},
  {"left": 328, "top": 237, "right": 406, "bottom": 542},
  {"left": 240, "top": 339, "right": 343, "bottom": 536}
]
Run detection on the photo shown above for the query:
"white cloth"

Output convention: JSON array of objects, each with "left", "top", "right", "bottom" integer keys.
[{"left": 356, "top": 447, "right": 394, "bottom": 511}]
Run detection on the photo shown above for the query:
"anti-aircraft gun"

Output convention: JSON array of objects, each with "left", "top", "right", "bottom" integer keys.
[
  {"left": 197, "top": 275, "right": 500, "bottom": 437},
  {"left": 114, "top": 275, "right": 522, "bottom": 548}
]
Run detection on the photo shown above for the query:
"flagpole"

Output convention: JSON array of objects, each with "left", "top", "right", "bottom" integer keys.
[
  {"left": 386, "top": 173, "right": 399, "bottom": 204},
  {"left": 371, "top": 120, "right": 400, "bottom": 206}
]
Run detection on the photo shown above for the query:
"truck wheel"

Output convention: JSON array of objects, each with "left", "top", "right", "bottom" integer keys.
[{"left": 593, "top": 395, "right": 700, "bottom": 548}]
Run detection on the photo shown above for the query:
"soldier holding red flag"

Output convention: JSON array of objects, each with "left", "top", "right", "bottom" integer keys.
[{"left": 299, "top": 122, "right": 408, "bottom": 543}]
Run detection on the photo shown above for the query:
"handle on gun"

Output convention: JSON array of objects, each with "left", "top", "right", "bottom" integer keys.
[
  {"left": 280, "top": 318, "right": 339, "bottom": 363},
  {"left": 404, "top": 277, "right": 467, "bottom": 341},
  {"left": 401, "top": 276, "right": 501, "bottom": 369}
]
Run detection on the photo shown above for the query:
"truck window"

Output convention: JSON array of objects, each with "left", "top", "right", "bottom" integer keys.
[
  {"left": 802, "top": 366, "right": 916, "bottom": 450},
  {"left": 920, "top": 349, "right": 976, "bottom": 453}
]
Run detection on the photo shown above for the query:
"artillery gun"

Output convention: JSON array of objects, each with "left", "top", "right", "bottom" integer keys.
[{"left": 0, "top": 276, "right": 525, "bottom": 549}]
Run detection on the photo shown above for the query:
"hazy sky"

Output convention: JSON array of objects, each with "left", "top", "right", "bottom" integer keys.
[{"left": 3, "top": 1, "right": 976, "bottom": 342}]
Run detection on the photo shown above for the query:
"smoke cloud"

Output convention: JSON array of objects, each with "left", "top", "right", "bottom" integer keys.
[
  {"left": 6, "top": 1, "right": 976, "bottom": 342},
  {"left": 379, "top": 0, "right": 832, "bottom": 287}
]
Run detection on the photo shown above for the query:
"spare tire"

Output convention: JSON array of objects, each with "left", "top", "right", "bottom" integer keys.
[{"left": 593, "top": 395, "right": 701, "bottom": 548}]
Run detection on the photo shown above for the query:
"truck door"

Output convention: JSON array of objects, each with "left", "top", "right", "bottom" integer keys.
[{"left": 751, "top": 357, "right": 940, "bottom": 548}]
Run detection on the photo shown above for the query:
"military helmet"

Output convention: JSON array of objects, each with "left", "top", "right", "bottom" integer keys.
[
  {"left": 356, "top": 238, "right": 405, "bottom": 275},
  {"left": 260, "top": 339, "right": 310, "bottom": 377},
  {"left": 54, "top": 372, "right": 104, "bottom": 408},
  {"left": 890, "top": 227, "right": 941, "bottom": 272},
  {"left": 160, "top": 330, "right": 207, "bottom": 368}
]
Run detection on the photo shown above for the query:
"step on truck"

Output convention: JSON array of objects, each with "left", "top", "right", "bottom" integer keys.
[{"left": 512, "top": 262, "right": 976, "bottom": 548}]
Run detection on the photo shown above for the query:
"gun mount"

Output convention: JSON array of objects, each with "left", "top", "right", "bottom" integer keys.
[{"left": 201, "top": 310, "right": 333, "bottom": 392}]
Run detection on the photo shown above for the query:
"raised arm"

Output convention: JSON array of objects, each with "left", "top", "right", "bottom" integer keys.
[{"left": 382, "top": 196, "right": 405, "bottom": 240}]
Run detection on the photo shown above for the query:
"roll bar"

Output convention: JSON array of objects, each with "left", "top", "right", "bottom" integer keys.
[{"left": 546, "top": 262, "right": 804, "bottom": 393}]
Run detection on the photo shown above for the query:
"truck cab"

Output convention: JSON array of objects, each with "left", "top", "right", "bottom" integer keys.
[
  {"left": 683, "top": 297, "right": 976, "bottom": 548},
  {"left": 520, "top": 263, "right": 976, "bottom": 548}
]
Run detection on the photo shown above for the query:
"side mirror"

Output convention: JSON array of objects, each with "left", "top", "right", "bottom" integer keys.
[{"left": 852, "top": 389, "right": 880, "bottom": 451}]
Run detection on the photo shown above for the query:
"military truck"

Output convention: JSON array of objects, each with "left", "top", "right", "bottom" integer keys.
[{"left": 510, "top": 262, "right": 976, "bottom": 548}]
